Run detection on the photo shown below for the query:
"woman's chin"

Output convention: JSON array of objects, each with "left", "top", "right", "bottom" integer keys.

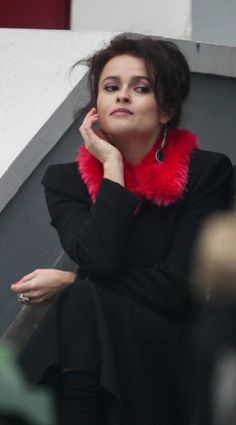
[{"left": 104, "top": 126, "right": 139, "bottom": 140}]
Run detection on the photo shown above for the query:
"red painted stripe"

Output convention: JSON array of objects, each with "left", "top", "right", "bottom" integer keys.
[{"left": 0, "top": 0, "right": 71, "bottom": 29}]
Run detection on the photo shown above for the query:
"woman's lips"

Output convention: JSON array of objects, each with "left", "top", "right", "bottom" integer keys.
[{"left": 110, "top": 108, "right": 133, "bottom": 116}]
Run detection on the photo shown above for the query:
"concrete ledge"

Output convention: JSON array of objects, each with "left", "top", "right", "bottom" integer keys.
[
  {"left": 1, "top": 252, "right": 77, "bottom": 351},
  {"left": 174, "top": 39, "right": 236, "bottom": 79},
  {"left": 125, "top": 32, "right": 236, "bottom": 78}
]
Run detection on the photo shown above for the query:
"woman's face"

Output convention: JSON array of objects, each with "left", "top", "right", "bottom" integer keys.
[{"left": 96, "top": 54, "right": 169, "bottom": 141}]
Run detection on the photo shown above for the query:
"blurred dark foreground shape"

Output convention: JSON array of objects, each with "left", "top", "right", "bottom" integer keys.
[
  {"left": 192, "top": 212, "right": 236, "bottom": 425},
  {"left": 0, "top": 342, "right": 56, "bottom": 425}
]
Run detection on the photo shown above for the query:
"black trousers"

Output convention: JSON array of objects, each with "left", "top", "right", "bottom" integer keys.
[{"left": 57, "top": 370, "right": 105, "bottom": 425}]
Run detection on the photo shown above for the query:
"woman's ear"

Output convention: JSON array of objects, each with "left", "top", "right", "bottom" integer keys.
[
  {"left": 160, "top": 104, "right": 177, "bottom": 125},
  {"left": 159, "top": 110, "right": 173, "bottom": 125}
]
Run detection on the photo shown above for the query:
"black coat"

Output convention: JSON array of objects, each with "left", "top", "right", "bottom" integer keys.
[{"left": 20, "top": 148, "right": 233, "bottom": 425}]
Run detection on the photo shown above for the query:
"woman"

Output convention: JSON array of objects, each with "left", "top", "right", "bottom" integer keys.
[{"left": 18, "top": 35, "right": 233, "bottom": 425}]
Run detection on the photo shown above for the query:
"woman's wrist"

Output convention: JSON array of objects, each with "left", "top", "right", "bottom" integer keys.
[
  {"left": 58, "top": 271, "right": 76, "bottom": 286},
  {"left": 103, "top": 156, "right": 124, "bottom": 186}
]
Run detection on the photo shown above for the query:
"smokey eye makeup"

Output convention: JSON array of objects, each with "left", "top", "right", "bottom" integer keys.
[
  {"left": 134, "top": 84, "right": 151, "bottom": 93},
  {"left": 104, "top": 84, "right": 119, "bottom": 92},
  {"left": 103, "top": 82, "right": 152, "bottom": 94}
]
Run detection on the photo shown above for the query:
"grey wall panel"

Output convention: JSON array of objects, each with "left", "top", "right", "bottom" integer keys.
[
  {"left": 0, "top": 124, "right": 82, "bottom": 335},
  {"left": 185, "top": 73, "right": 236, "bottom": 163}
]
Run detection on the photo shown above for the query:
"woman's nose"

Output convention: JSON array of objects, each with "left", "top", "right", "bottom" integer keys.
[{"left": 116, "top": 89, "right": 130, "bottom": 103}]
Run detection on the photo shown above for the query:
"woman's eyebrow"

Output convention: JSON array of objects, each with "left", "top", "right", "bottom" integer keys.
[
  {"left": 101, "top": 76, "right": 151, "bottom": 84},
  {"left": 131, "top": 76, "right": 151, "bottom": 83},
  {"left": 101, "top": 76, "right": 119, "bottom": 83}
]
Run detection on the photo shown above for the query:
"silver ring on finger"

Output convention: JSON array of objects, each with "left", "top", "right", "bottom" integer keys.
[{"left": 18, "top": 293, "right": 30, "bottom": 302}]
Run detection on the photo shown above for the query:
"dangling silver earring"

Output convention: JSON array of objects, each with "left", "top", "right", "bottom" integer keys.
[{"left": 155, "top": 126, "right": 167, "bottom": 163}]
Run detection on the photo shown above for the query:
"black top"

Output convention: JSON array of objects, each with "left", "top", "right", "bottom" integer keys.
[{"left": 20, "top": 148, "right": 233, "bottom": 425}]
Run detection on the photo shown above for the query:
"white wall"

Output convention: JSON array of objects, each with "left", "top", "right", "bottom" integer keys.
[
  {"left": 71, "top": 0, "right": 192, "bottom": 40},
  {"left": 0, "top": 29, "right": 115, "bottom": 213}
]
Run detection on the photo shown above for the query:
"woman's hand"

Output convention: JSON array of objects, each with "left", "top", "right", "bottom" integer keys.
[
  {"left": 11, "top": 269, "right": 75, "bottom": 307},
  {"left": 79, "top": 107, "right": 121, "bottom": 164},
  {"left": 80, "top": 108, "right": 124, "bottom": 186}
]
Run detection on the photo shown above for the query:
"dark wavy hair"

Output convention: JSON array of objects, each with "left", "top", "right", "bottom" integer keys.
[{"left": 74, "top": 34, "right": 190, "bottom": 129}]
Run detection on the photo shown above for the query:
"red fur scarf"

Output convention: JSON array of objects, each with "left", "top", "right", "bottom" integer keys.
[{"left": 77, "top": 128, "right": 199, "bottom": 206}]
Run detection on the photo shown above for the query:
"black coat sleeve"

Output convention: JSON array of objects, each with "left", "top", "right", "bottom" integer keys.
[
  {"left": 42, "top": 153, "right": 233, "bottom": 316},
  {"left": 102, "top": 152, "right": 234, "bottom": 315},
  {"left": 41, "top": 163, "right": 141, "bottom": 276}
]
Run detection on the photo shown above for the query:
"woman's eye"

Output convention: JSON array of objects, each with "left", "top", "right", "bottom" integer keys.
[
  {"left": 104, "top": 84, "right": 118, "bottom": 92},
  {"left": 134, "top": 86, "right": 151, "bottom": 93}
]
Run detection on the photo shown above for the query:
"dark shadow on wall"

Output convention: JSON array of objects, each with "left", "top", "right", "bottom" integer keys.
[{"left": 192, "top": 0, "right": 236, "bottom": 45}]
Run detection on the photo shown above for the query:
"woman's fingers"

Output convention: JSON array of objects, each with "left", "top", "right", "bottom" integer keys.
[
  {"left": 79, "top": 113, "right": 100, "bottom": 143},
  {"left": 11, "top": 270, "right": 38, "bottom": 290},
  {"left": 13, "top": 283, "right": 56, "bottom": 299},
  {"left": 79, "top": 107, "right": 121, "bottom": 164},
  {"left": 80, "top": 108, "right": 101, "bottom": 135},
  {"left": 80, "top": 107, "right": 98, "bottom": 128},
  {"left": 17, "top": 289, "right": 53, "bottom": 306},
  {"left": 19, "top": 295, "right": 53, "bottom": 308},
  {"left": 11, "top": 274, "right": 35, "bottom": 288},
  {"left": 11, "top": 269, "right": 53, "bottom": 293},
  {"left": 28, "top": 298, "right": 53, "bottom": 308},
  {"left": 12, "top": 269, "right": 75, "bottom": 306},
  {"left": 20, "top": 271, "right": 37, "bottom": 282},
  {"left": 11, "top": 280, "right": 36, "bottom": 293}
]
